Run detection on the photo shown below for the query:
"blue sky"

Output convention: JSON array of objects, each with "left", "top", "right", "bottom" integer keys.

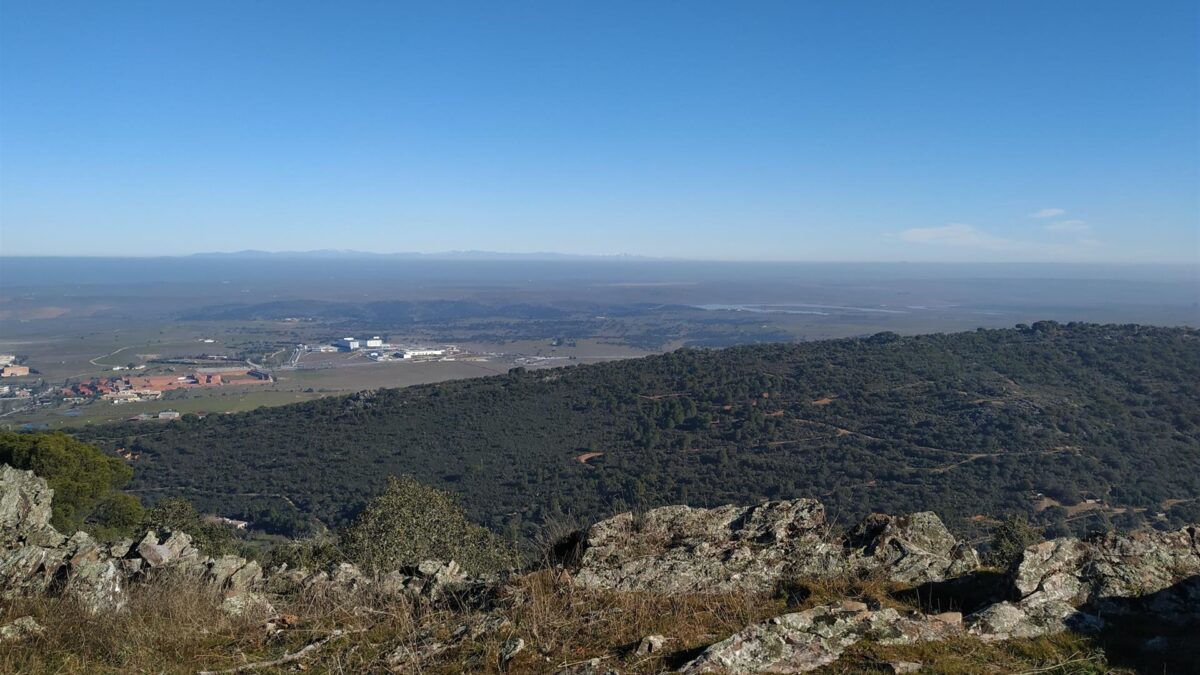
[{"left": 1, "top": 1, "right": 1196, "bottom": 262}]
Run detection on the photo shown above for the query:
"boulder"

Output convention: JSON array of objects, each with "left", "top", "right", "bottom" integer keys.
[
  {"left": 634, "top": 634, "right": 666, "bottom": 656},
  {"left": 572, "top": 500, "right": 978, "bottom": 593},
  {"left": 573, "top": 499, "right": 842, "bottom": 593},
  {"left": 681, "top": 603, "right": 961, "bottom": 673},
  {"left": 846, "top": 512, "right": 980, "bottom": 584},
  {"left": 61, "top": 531, "right": 125, "bottom": 612},
  {"left": 967, "top": 526, "right": 1200, "bottom": 640},
  {"left": 0, "top": 466, "right": 63, "bottom": 548}
]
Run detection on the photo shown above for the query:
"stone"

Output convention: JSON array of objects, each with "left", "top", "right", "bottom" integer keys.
[
  {"left": 223, "top": 560, "right": 263, "bottom": 597},
  {"left": 136, "top": 531, "right": 174, "bottom": 568},
  {"left": 574, "top": 499, "right": 841, "bottom": 593},
  {"left": 500, "top": 636, "right": 525, "bottom": 668},
  {"left": 572, "top": 500, "right": 980, "bottom": 594},
  {"left": 0, "top": 466, "right": 56, "bottom": 545},
  {"left": 0, "top": 616, "right": 44, "bottom": 642},
  {"left": 885, "top": 662, "right": 922, "bottom": 674},
  {"left": 967, "top": 526, "right": 1199, "bottom": 640},
  {"left": 846, "top": 512, "right": 980, "bottom": 584},
  {"left": 681, "top": 604, "right": 961, "bottom": 673},
  {"left": 634, "top": 634, "right": 666, "bottom": 656},
  {"left": 220, "top": 591, "right": 274, "bottom": 617}
]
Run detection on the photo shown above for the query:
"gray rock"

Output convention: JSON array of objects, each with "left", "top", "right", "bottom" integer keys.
[
  {"left": 0, "top": 616, "right": 44, "bottom": 642},
  {"left": 136, "top": 531, "right": 174, "bottom": 568},
  {"left": 62, "top": 532, "right": 125, "bottom": 612},
  {"left": 634, "top": 634, "right": 666, "bottom": 656},
  {"left": 967, "top": 526, "right": 1199, "bottom": 640},
  {"left": 573, "top": 500, "right": 978, "bottom": 594},
  {"left": 500, "top": 636, "right": 525, "bottom": 668},
  {"left": 846, "top": 512, "right": 980, "bottom": 584},
  {"left": 966, "top": 600, "right": 1102, "bottom": 641},
  {"left": 574, "top": 499, "right": 841, "bottom": 593},
  {"left": 682, "top": 603, "right": 961, "bottom": 673},
  {"left": 0, "top": 466, "right": 62, "bottom": 548},
  {"left": 220, "top": 591, "right": 274, "bottom": 617}
]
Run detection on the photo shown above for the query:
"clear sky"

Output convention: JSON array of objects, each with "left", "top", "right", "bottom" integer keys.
[{"left": 1, "top": 1, "right": 1196, "bottom": 262}]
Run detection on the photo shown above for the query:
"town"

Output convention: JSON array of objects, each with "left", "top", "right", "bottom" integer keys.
[{"left": 61, "top": 367, "right": 273, "bottom": 404}]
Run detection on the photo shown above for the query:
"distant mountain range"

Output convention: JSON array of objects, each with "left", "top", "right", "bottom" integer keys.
[{"left": 186, "top": 249, "right": 657, "bottom": 261}]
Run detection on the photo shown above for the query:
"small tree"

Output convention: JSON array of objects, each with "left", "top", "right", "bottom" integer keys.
[
  {"left": 985, "top": 514, "right": 1043, "bottom": 569},
  {"left": 342, "top": 475, "right": 520, "bottom": 575},
  {"left": 0, "top": 431, "right": 144, "bottom": 537}
]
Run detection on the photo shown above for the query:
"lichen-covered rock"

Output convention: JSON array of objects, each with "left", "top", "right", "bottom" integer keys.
[
  {"left": 0, "top": 616, "right": 44, "bottom": 642},
  {"left": 0, "top": 466, "right": 62, "bottom": 547},
  {"left": 220, "top": 591, "right": 274, "bottom": 617},
  {"left": 62, "top": 531, "right": 126, "bottom": 612},
  {"left": 573, "top": 500, "right": 842, "bottom": 593},
  {"left": 967, "top": 600, "right": 1103, "bottom": 641},
  {"left": 967, "top": 526, "right": 1200, "bottom": 640},
  {"left": 573, "top": 500, "right": 977, "bottom": 593},
  {"left": 846, "top": 512, "right": 980, "bottom": 584},
  {"left": 681, "top": 603, "right": 962, "bottom": 673},
  {"left": 1083, "top": 526, "right": 1200, "bottom": 603}
]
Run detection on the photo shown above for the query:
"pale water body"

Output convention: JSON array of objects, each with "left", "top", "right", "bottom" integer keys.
[{"left": 697, "top": 303, "right": 909, "bottom": 315}]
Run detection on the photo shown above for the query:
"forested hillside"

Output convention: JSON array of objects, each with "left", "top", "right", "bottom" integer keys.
[{"left": 76, "top": 323, "right": 1200, "bottom": 542}]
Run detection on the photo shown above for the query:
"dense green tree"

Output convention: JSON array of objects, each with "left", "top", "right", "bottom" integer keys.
[{"left": 0, "top": 431, "right": 143, "bottom": 536}]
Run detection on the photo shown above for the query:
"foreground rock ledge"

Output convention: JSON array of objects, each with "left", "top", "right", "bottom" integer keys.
[{"left": 3, "top": 463, "right": 1197, "bottom": 673}]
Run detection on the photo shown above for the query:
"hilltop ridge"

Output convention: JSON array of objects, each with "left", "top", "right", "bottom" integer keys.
[{"left": 79, "top": 323, "right": 1200, "bottom": 542}]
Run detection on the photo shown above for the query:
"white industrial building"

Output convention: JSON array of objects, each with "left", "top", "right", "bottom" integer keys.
[
  {"left": 336, "top": 336, "right": 385, "bottom": 351},
  {"left": 396, "top": 348, "right": 445, "bottom": 359}
]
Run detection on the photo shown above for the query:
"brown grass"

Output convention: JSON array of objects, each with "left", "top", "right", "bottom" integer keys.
[{"left": 0, "top": 569, "right": 1147, "bottom": 674}]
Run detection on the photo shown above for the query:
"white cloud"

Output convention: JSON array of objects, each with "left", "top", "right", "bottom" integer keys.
[
  {"left": 1044, "top": 219, "right": 1090, "bottom": 233},
  {"left": 1030, "top": 208, "right": 1067, "bottom": 218},
  {"left": 898, "top": 223, "right": 1019, "bottom": 250}
]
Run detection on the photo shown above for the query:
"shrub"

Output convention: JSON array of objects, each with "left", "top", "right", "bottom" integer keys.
[
  {"left": 985, "top": 514, "right": 1043, "bottom": 568},
  {"left": 341, "top": 475, "right": 520, "bottom": 575}
]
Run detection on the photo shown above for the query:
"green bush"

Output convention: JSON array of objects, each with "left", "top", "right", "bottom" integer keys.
[
  {"left": 986, "top": 514, "right": 1044, "bottom": 568},
  {"left": 342, "top": 475, "right": 521, "bottom": 575},
  {"left": 0, "top": 431, "right": 144, "bottom": 537}
]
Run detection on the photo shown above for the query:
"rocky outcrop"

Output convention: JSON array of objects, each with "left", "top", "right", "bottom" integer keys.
[
  {"left": 0, "top": 465, "right": 268, "bottom": 614},
  {"left": 681, "top": 601, "right": 962, "bottom": 673},
  {"left": 572, "top": 500, "right": 978, "bottom": 593},
  {"left": 0, "top": 465, "right": 63, "bottom": 548},
  {"left": 573, "top": 499, "right": 843, "bottom": 593},
  {"left": 5, "top": 462, "right": 1197, "bottom": 673},
  {"left": 967, "top": 526, "right": 1200, "bottom": 640},
  {"left": 269, "top": 558, "right": 485, "bottom": 605},
  {"left": 844, "top": 512, "right": 980, "bottom": 584}
]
